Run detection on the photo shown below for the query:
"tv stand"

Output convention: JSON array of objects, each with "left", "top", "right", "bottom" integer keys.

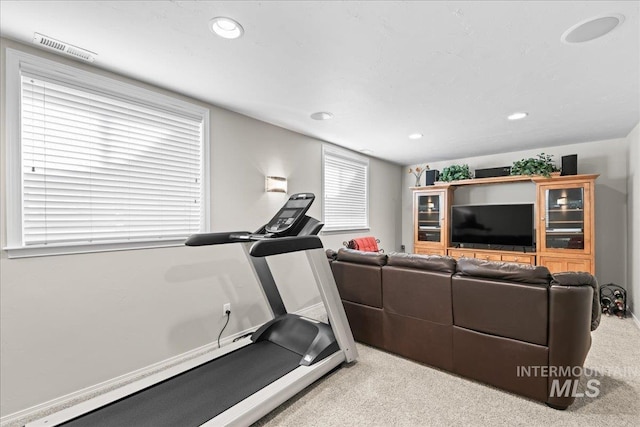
[{"left": 448, "top": 247, "right": 535, "bottom": 265}]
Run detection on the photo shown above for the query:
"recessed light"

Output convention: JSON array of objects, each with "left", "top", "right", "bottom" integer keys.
[
  {"left": 209, "top": 17, "right": 244, "bottom": 39},
  {"left": 507, "top": 112, "right": 528, "bottom": 121},
  {"left": 310, "top": 112, "right": 333, "bottom": 120},
  {"left": 408, "top": 133, "right": 423, "bottom": 140},
  {"left": 561, "top": 14, "right": 624, "bottom": 44}
]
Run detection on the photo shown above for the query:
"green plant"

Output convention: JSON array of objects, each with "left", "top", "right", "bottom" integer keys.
[
  {"left": 440, "top": 164, "right": 472, "bottom": 182},
  {"left": 511, "top": 153, "right": 559, "bottom": 178}
]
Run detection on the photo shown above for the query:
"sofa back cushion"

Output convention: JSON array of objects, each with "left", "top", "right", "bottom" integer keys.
[
  {"left": 452, "top": 275, "right": 548, "bottom": 345},
  {"left": 383, "top": 267, "right": 453, "bottom": 324},
  {"left": 456, "top": 257, "right": 551, "bottom": 285},
  {"left": 387, "top": 252, "right": 456, "bottom": 273},
  {"left": 336, "top": 248, "right": 388, "bottom": 265}
]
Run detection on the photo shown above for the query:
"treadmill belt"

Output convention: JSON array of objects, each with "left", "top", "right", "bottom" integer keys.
[{"left": 61, "top": 341, "right": 301, "bottom": 427}]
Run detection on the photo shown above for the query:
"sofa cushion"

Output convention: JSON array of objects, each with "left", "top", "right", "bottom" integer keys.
[
  {"left": 456, "top": 257, "right": 551, "bottom": 285},
  {"left": 387, "top": 252, "right": 456, "bottom": 273},
  {"left": 336, "top": 248, "right": 388, "bottom": 266},
  {"left": 331, "top": 261, "right": 382, "bottom": 308},
  {"left": 452, "top": 275, "right": 548, "bottom": 345},
  {"left": 383, "top": 267, "right": 453, "bottom": 324}
]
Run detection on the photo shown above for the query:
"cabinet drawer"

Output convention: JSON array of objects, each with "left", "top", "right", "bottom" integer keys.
[
  {"left": 474, "top": 253, "right": 502, "bottom": 261},
  {"left": 448, "top": 249, "right": 469, "bottom": 259},
  {"left": 501, "top": 254, "right": 535, "bottom": 265},
  {"left": 416, "top": 248, "right": 446, "bottom": 256}
]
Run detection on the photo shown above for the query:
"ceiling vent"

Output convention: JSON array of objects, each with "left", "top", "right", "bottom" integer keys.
[{"left": 33, "top": 33, "right": 96, "bottom": 62}]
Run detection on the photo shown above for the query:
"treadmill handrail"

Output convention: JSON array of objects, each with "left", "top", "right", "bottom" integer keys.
[
  {"left": 249, "top": 236, "right": 323, "bottom": 258},
  {"left": 185, "top": 231, "right": 251, "bottom": 246}
]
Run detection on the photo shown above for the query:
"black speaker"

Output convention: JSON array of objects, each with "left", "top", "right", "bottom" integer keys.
[
  {"left": 475, "top": 166, "right": 511, "bottom": 178},
  {"left": 561, "top": 154, "right": 578, "bottom": 176},
  {"left": 425, "top": 169, "right": 439, "bottom": 185}
]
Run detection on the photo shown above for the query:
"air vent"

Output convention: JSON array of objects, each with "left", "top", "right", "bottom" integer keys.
[{"left": 33, "top": 33, "right": 96, "bottom": 62}]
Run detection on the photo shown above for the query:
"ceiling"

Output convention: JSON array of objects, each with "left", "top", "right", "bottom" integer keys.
[{"left": 1, "top": 1, "right": 638, "bottom": 165}]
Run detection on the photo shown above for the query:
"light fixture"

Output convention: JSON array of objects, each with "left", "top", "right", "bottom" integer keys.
[
  {"left": 507, "top": 112, "right": 528, "bottom": 121},
  {"left": 209, "top": 17, "right": 244, "bottom": 39},
  {"left": 310, "top": 112, "right": 333, "bottom": 120},
  {"left": 265, "top": 176, "right": 287, "bottom": 193},
  {"left": 409, "top": 133, "right": 423, "bottom": 140},
  {"left": 561, "top": 14, "right": 624, "bottom": 44}
]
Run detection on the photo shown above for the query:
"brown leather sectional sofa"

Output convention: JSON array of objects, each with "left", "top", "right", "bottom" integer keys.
[{"left": 327, "top": 248, "right": 601, "bottom": 409}]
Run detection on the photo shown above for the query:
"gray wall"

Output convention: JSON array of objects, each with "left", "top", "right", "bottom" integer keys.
[
  {"left": 0, "top": 38, "right": 402, "bottom": 417},
  {"left": 402, "top": 138, "right": 630, "bottom": 288},
  {"left": 627, "top": 123, "right": 639, "bottom": 319}
]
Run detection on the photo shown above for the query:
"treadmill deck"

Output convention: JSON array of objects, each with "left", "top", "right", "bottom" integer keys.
[{"left": 61, "top": 341, "right": 301, "bottom": 427}]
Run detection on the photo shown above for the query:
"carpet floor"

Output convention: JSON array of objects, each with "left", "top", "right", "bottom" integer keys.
[{"left": 253, "top": 315, "right": 640, "bottom": 427}]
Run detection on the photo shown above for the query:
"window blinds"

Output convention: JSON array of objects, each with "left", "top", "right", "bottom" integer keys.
[
  {"left": 20, "top": 75, "right": 204, "bottom": 247},
  {"left": 323, "top": 149, "right": 369, "bottom": 231}
]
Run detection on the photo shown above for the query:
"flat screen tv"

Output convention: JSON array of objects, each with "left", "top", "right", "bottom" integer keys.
[{"left": 451, "top": 203, "right": 535, "bottom": 249}]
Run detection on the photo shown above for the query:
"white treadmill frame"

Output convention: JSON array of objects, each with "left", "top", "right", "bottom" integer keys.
[{"left": 27, "top": 243, "right": 357, "bottom": 427}]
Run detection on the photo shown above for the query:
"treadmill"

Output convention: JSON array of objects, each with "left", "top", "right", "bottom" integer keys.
[{"left": 28, "top": 193, "right": 358, "bottom": 427}]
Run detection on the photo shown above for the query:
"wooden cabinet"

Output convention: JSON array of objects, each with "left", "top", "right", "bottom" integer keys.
[
  {"left": 412, "top": 174, "right": 598, "bottom": 274},
  {"left": 537, "top": 256, "right": 591, "bottom": 274},
  {"left": 535, "top": 175, "right": 596, "bottom": 275},
  {"left": 448, "top": 248, "right": 535, "bottom": 265},
  {"left": 413, "top": 188, "right": 452, "bottom": 256}
]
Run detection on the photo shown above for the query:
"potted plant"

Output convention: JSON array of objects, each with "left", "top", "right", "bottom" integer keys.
[
  {"left": 511, "top": 153, "right": 559, "bottom": 178},
  {"left": 439, "top": 164, "right": 472, "bottom": 182}
]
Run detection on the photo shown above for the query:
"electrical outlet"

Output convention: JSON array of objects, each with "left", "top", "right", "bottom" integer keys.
[{"left": 223, "top": 303, "right": 231, "bottom": 316}]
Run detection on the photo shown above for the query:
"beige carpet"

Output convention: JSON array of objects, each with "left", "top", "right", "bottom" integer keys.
[{"left": 254, "top": 315, "right": 640, "bottom": 427}]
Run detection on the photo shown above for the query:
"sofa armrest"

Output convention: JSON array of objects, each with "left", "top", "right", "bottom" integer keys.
[
  {"left": 552, "top": 272, "right": 600, "bottom": 331},
  {"left": 547, "top": 283, "right": 594, "bottom": 409}
]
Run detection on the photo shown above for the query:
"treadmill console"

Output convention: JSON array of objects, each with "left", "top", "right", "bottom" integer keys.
[{"left": 265, "top": 193, "right": 315, "bottom": 235}]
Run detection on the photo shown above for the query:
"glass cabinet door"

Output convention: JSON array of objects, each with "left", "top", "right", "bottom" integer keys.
[
  {"left": 538, "top": 180, "right": 592, "bottom": 255},
  {"left": 416, "top": 193, "right": 443, "bottom": 244},
  {"left": 545, "top": 187, "right": 585, "bottom": 249}
]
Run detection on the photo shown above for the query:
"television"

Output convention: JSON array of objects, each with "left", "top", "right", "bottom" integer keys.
[{"left": 451, "top": 204, "right": 535, "bottom": 249}]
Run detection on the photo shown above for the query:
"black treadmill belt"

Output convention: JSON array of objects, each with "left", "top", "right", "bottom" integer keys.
[{"left": 61, "top": 341, "right": 301, "bottom": 427}]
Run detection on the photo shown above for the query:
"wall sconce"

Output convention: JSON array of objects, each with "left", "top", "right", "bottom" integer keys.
[{"left": 265, "top": 176, "right": 287, "bottom": 193}]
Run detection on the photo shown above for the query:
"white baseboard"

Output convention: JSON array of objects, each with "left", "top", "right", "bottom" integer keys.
[
  {"left": 1, "top": 303, "right": 327, "bottom": 427},
  {"left": 631, "top": 310, "right": 640, "bottom": 330},
  {"left": 295, "top": 301, "right": 325, "bottom": 319}
]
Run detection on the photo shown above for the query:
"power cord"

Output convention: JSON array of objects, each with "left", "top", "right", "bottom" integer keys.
[{"left": 218, "top": 309, "right": 231, "bottom": 349}]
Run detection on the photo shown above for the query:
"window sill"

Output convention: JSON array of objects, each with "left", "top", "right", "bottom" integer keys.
[
  {"left": 321, "top": 227, "right": 371, "bottom": 235},
  {"left": 4, "top": 239, "right": 189, "bottom": 259}
]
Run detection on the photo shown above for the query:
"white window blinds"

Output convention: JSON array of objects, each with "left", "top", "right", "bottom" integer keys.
[
  {"left": 323, "top": 147, "right": 369, "bottom": 231},
  {"left": 19, "top": 73, "right": 205, "bottom": 248}
]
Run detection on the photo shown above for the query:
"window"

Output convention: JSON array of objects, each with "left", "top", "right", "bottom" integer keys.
[
  {"left": 322, "top": 145, "right": 369, "bottom": 232},
  {"left": 4, "top": 49, "right": 210, "bottom": 258}
]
